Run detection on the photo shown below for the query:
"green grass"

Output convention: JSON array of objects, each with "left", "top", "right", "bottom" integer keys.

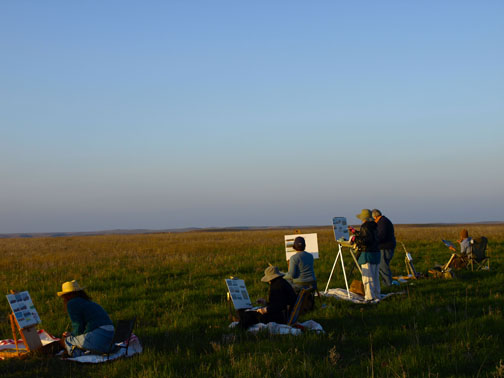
[{"left": 0, "top": 225, "right": 503, "bottom": 377}]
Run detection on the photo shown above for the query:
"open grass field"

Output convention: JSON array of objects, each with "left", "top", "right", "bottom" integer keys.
[{"left": 1, "top": 224, "right": 503, "bottom": 377}]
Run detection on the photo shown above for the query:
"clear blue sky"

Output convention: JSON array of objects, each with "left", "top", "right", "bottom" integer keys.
[{"left": 1, "top": 1, "right": 503, "bottom": 233}]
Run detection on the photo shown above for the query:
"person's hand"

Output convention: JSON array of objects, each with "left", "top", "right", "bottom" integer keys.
[
  {"left": 257, "top": 307, "right": 267, "bottom": 315},
  {"left": 256, "top": 298, "right": 266, "bottom": 305},
  {"left": 449, "top": 246, "right": 456, "bottom": 252},
  {"left": 59, "top": 333, "right": 69, "bottom": 348}
]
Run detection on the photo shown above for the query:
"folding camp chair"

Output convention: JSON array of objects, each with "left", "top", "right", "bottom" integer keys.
[
  {"left": 106, "top": 317, "right": 136, "bottom": 360},
  {"left": 467, "top": 237, "right": 489, "bottom": 271},
  {"left": 287, "top": 289, "right": 311, "bottom": 326}
]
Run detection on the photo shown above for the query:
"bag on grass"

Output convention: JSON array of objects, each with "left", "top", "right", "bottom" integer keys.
[{"left": 349, "top": 280, "right": 365, "bottom": 296}]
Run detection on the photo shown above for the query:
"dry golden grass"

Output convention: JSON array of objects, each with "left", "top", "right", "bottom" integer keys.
[{"left": 0, "top": 224, "right": 502, "bottom": 377}]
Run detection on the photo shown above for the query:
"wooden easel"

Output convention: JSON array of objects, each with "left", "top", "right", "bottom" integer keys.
[
  {"left": 0, "top": 291, "right": 42, "bottom": 359},
  {"left": 401, "top": 242, "right": 419, "bottom": 279}
]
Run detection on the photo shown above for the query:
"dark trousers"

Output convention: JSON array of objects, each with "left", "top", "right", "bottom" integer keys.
[
  {"left": 237, "top": 309, "right": 287, "bottom": 329},
  {"left": 379, "top": 248, "right": 394, "bottom": 286}
]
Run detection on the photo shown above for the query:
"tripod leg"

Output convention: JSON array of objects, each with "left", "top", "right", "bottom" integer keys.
[
  {"left": 339, "top": 248, "right": 351, "bottom": 298},
  {"left": 324, "top": 248, "right": 341, "bottom": 293}
]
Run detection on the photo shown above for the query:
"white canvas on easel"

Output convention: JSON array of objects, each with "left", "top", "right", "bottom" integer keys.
[
  {"left": 284, "top": 233, "right": 319, "bottom": 261},
  {"left": 225, "top": 279, "right": 252, "bottom": 310}
]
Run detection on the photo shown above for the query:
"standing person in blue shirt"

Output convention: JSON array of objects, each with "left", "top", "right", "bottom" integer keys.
[
  {"left": 372, "top": 209, "right": 398, "bottom": 286},
  {"left": 58, "top": 280, "right": 114, "bottom": 357},
  {"left": 355, "top": 209, "right": 381, "bottom": 302},
  {"left": 284, "top": 236, "right": 317, "bottom": 293}
]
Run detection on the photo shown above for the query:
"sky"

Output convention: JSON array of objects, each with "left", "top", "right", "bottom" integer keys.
[{"left": 1, "top": 1, "right": 503, "bottom": 233}]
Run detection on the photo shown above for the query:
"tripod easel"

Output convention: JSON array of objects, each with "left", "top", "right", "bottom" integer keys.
[{"left": 324, "top": 241, "right": 362, "bottom": 298}]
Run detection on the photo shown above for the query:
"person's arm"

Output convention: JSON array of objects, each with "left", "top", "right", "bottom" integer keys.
[
  {"left": 355, "top": 223, "right": 371, "bottom": 250},
  {"left": 460, "top": 239, "right": 471, "bottom": 255},
  {"left": 67, "top": 300, "right": 85, "bottom": 335},
  {"left": 283, "top": 255, "right": 298, "bottom": 281},
  {"left": 287, "top": 283, "right": 298, "bottom": 307},
  {"left": 376, "top": 219, "right": 386, "bottom": 244},
  {"left": 266, "top": 282, "right": 287, "bottom": 313}
]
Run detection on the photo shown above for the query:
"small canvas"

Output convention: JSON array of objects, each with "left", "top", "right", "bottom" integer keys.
[
  {"left": 6, "top": 291, "right": 41, "bottom": 329},
  {"left": 442, "top": 239, "right": 456, "bottom": 249},
  {"left": 225, "top": 279, "right": 252, "bottom": 310},
  {"left": 284, "top": 233, "right": 319, "bottom": 261},
  {"left": 332, "top": 217, "right": 349, "bottom": 241}
]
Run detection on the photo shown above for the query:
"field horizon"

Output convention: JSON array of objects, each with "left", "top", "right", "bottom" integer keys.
[{"left": 1, "top": 221, "right": 503, "bottom": 239}]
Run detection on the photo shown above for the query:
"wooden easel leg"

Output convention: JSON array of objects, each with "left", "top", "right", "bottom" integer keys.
[{"left": 10, "top": 314, "right": 20, "bottom": 357}]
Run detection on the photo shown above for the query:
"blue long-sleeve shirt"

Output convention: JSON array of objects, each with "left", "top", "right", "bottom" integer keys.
[
  {"left": 284, "top": 251, "right": 316, "bottom": 284},
  {"left": 67, "top": 297, "right": 113, "bottom": 335}
]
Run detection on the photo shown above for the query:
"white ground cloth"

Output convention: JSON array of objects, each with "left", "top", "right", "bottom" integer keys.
[
  {"left": 229, "top": 320, "right": 324, "bottom": 335},
  {"left": 64, "top": 334, "right": 142, "bottom": 363},
  {"left": 0, "top": 329, "right": 142, "bottom": 363},
  {"left": 322, "top": 288, "right": 402, "bottom": 304}
]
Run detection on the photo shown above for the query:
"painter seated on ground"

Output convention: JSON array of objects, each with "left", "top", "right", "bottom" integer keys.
[
  {"left": 237, "top": 266, "right": 297, "bottom": 329},
  {"left": 58, "top": 280, "right": 115, "bottom": 357},
  {"left": 283, "top": 236, "right": 317, "bottom": 293}
]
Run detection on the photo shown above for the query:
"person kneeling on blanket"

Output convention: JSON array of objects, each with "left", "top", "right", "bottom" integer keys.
[
  {"left": 57, "top": 280, "right": 114, "bottom": 357},
  {"left": 238, "top": 266, "right": 297, "bottom": 328}
]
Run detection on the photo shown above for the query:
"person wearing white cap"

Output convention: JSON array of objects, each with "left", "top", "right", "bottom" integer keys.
[{"left": 57, "top": 280, "right": 114, "bottom": 356}]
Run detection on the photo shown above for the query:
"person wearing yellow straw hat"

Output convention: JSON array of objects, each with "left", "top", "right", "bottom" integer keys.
[{"left": 57, "top": 280, "right": 114, "bottom": 356}]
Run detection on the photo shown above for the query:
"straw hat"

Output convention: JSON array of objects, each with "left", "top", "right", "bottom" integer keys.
[
  {"left": 57, "top": 280, "right": 85, "bottom": 296},
  {"left": 261, "top": 266, "right": 284, "bottom": 282},
  {"left": 356, "top": 209, "right": 373, "bottom": 221}
]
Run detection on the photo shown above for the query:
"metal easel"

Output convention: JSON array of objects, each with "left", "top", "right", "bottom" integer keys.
[{"left": 324, "top": 241, "right": 362, "bottom": 298}]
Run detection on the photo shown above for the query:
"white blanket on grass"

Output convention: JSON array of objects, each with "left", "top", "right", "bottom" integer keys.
[
  {"left": 0, "top": 329, "right": 142, "bottom": 363},
  {"left": 229, "top": 320, "right": 324, "bottom": 335},
  {"left": 63, "top": 334, "right": 142, "bottom": 363},
  {"left": 322, "top": 288, "right": 403, "bottom": 304}
]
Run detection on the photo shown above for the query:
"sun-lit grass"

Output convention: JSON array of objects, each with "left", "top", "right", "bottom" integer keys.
[{"left": 0, "top": 224, "right": 503, "bottom": 377}]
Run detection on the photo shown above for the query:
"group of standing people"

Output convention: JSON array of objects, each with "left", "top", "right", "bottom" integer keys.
[
  {"left": 241, "top": 208, "right": 397, "bottom": 327},
  {"left": 353, "top": 208, "right": 397, "bottom": 303}
]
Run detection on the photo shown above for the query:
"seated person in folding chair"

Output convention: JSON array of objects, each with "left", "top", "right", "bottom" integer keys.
[
  {"left": 283, "top": 236, "right": 317, "bottom": 293},
  {"left": 238, "top": 266, "right": 297, "bottom": 328},
  {"left": 446, "top": 229, "right": 472, "bottom": 269},
  {"left": 448, "top": 229, "right": 472, "bottom": 256},
  {"left": 58, "top": 280, "right": 115, "bottom": 357}
]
